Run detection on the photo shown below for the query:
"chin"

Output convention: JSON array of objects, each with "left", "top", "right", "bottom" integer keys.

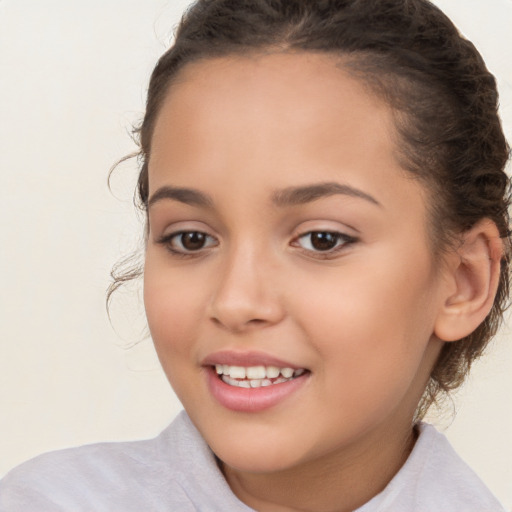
[
  {"left": 218, "top": 446, "right": 304, "bottom": 475},
  {"left": 199, "top": 418, "right": 314, "bottom": 474}
]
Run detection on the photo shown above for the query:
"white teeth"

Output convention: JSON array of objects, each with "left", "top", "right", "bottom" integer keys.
[
  {"left": 266, "top": 366, "right": 280, "bottom": 378},
  {"left": 217, "top": 364, "right": 308, "bottom": 388},
  {"left": 246, "top": 366, "right": 266, "bottom": 379},
  {"left": 281, "top": 367, "right": 294, "bottom": 378},
  {"left": 223, "top": 376, "right": 237, "bottom": 386},
  {"left": 221, "top": 374, "right": 294, "bottom": 388},
  {"left": 215, "top": 364, "right": 306, "bottom": 380},
  {"left": 229, "top": 366, "right": 246, "bottom": 379}
]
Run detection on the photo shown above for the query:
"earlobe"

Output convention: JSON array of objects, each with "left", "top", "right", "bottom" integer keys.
[{"left": 434, "top": 219, "right": 503, "bottom": 342}]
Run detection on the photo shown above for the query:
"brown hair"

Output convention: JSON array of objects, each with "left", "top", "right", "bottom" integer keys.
[{"left": 110, "top": 0, "right": 511, "bottom": 417}]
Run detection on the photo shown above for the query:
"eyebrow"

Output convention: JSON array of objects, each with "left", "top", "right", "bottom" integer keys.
[
  {"left": 271, "top": 182, "right": 381, "bottom": 207},
  {"left": 147, "top": 181, "right": 381, "bottom": 209},
  {"left": 148, "top": 186, "right": 214, "bottom": 208}
]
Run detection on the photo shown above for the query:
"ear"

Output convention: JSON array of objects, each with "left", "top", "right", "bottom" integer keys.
[{"left": 434, "top": 219, "right": 503, "bottom": 342}]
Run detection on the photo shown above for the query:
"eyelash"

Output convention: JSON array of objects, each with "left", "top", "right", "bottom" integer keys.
[
  {"left": 156, "top": 231, "right": 218, "bottom": 257},
  {"left": 156, "top": 230, "right": 357, "bottom": 258},
  {"left": 292, "top": 231, "right": 357, "bottom": 258}
]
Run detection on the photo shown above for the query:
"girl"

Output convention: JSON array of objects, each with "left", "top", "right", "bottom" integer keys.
[{"left": 1, "top": 0, "right": 510, "bottom": 510}]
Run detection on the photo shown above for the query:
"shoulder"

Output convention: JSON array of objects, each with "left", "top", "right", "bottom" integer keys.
[
  {"left": 357, "top": 423, "right": 506, "bottom": 512},
  {"left": 0, "top": 411, "right": 252, "bottom": 512},
  {"left": 0, "top": 412, "right": 211, "bottom": 511},
  {"left": 416, "top": 423, "right": 505, "bottom": 510}
]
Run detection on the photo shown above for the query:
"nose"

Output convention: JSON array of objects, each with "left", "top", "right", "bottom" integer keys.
[{"left": 208, "top": 246, "right": 285, "bottom": 332}]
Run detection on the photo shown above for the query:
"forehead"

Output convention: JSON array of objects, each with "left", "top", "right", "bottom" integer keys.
[
  {"left": 148, "top": 52, "right": 427, "bottom": 220},
  {"left": 153, "top": 52, "right": 392, "bottom": 136},
  {"left": 169, "top": 51, "right": 381, "bottom": 111}
]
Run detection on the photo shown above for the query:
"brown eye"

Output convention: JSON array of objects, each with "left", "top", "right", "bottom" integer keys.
[
  {"left": 180, "top": 232, "right": 208, "bottom": 250},
  {"left": 296, "top": 231, "right": 355, "bottom": 253},
  {"left": 309, "top": 232, "right": 338, "bottom": 251},
  {"left": 161, "top": 231, "right": 218, "bottom": 254}
]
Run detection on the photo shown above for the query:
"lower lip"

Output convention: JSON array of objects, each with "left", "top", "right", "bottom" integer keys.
[{"left": 205, "top": 367, "right": 309, "bottom": 413}]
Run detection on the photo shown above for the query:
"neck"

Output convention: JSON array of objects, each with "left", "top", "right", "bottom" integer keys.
[{"left": 222, "top": 420, "right": 418, "bottom": 512}]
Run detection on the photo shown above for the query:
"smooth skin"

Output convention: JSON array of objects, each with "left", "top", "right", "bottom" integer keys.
[{"left": 143, "top": 53, "right": 502, "bottom": 512}]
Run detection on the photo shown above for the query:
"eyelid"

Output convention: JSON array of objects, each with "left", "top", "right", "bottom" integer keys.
[
  {"left": 152, "top": 219, "right": 216, "bottom": 244},
  {"left": 156, "top": 229, "right": 219, "bottom": 256},
  {"left": 291, "top": 230, "right": 358, "bottom": 258}
]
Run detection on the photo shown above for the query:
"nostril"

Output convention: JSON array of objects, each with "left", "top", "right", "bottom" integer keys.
[
  {"left": 208, "top": 284, "right": 285, "bottom": 331},
  {"left": 210, "top": 315, "right": 268, "bottom": 332}
]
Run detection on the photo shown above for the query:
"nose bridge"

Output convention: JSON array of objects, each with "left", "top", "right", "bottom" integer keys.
[{"left": 209, "top": 238, "right": 283, "bottom": 331}]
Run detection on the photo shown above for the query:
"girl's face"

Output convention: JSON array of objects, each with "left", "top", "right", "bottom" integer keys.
[{"left": 144, "top": 53, "right": 449, "bottom": 475}]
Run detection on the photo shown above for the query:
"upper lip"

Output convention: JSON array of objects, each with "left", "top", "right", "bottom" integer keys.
[{"left": 202, "top": 350, "right": 305, "bottom": 369}]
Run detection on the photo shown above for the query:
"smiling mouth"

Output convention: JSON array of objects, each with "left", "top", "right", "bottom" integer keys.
[{"left": 213, "top": 364, "right": 308, "bottom": 388}]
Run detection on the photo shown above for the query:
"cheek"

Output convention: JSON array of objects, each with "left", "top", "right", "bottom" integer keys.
[
  {"left": 143, "top": 256, "right": 212, "bottom": 407},
  {"left": 291, "top": 246, "right": 439, "bottom": 386},
  {"left": 143, "top": 254, "right": 204, "bottom": 360}
]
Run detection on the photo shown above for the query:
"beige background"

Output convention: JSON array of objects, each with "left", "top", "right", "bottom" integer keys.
[{"left": 0, "top": 0, "right": 511, "bottom": 507}]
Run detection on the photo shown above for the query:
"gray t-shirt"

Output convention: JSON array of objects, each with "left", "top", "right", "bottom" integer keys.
[{"left": 0, "top": 411, "right": 505, "bottom": 511}]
